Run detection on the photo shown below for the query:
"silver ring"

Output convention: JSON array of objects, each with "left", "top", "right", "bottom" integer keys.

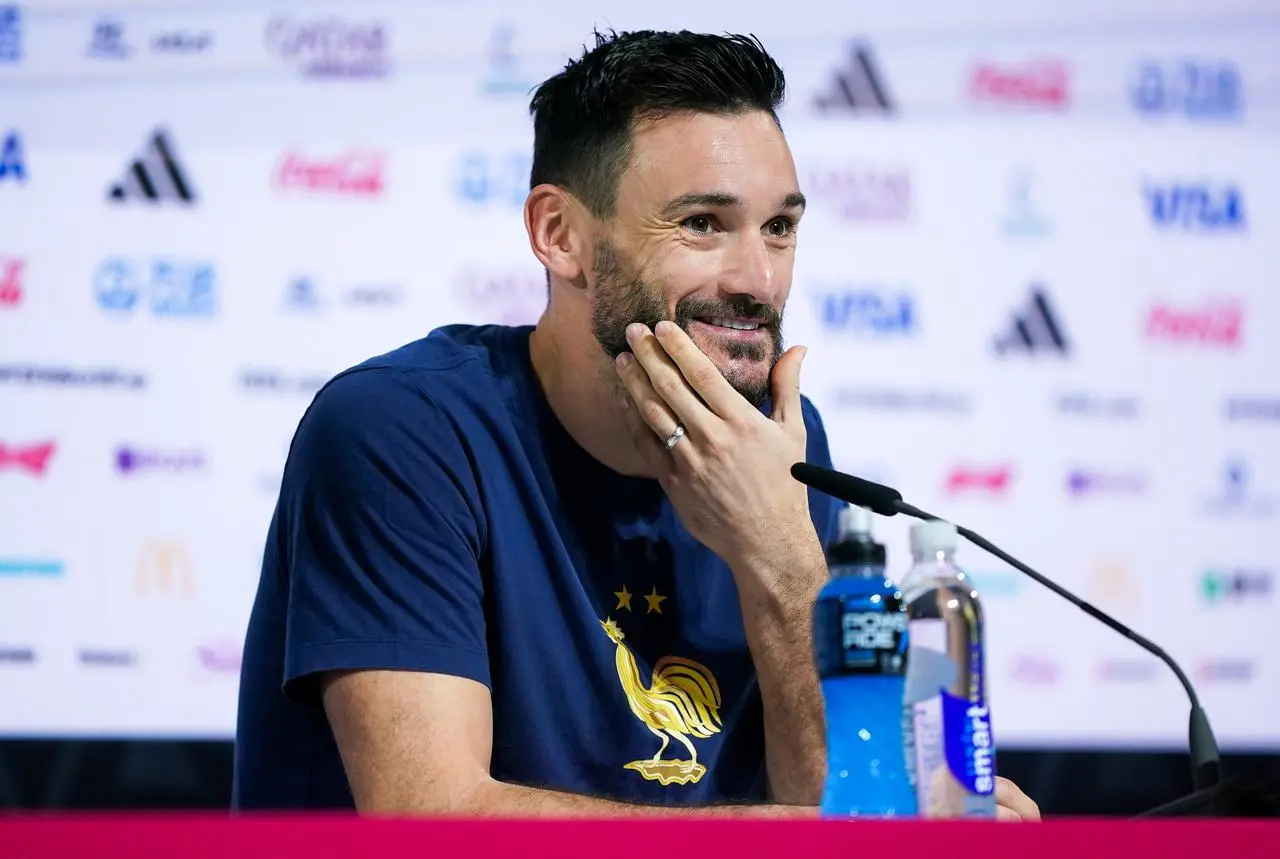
[{"left": 663, "top": 424, "right": 687, "bottom": 451}]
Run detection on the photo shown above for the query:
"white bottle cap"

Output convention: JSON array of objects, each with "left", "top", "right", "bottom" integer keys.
[
  {"left": 910, "top": 520, "right": 959, "bottom": 556},
  {"left": 838, "top": 504, "right": 873, "bottom": 538}
]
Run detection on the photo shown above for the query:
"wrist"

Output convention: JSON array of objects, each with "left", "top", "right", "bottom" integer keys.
[
  {"left": 724, "top": 512, "right": 822, "bottom": 568},
  {"left": 727, "top": 525, "right": 827, "bottom": 615}
]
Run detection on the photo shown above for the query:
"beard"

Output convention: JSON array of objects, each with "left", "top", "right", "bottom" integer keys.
[{"left": 590, "top": 237, "right": 784, "bottom": 408}]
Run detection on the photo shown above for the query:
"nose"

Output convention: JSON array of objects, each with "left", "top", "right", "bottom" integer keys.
[{"left": 719, "top": 232, "right": 779, "bottom": 305}]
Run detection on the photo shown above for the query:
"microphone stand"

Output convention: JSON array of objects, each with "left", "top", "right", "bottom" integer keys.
[
  {"left": 897, "top": 499, "right": 1280, "bottom": 817},
  {"left": 890, "top": 501, "right": 1218, "bottom": 798},
  {"left": 1135, "top": 776, "right": 1280, "bottom": 818},
  {"left": 894, "top": 499, "right": 1221, "bottom": 792},
  {"left": 789, "top": 462, "right": 1279, "bottom": 817}
]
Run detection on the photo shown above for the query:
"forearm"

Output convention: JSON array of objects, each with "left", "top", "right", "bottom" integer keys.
[
  {"left": 731, "top": 530, "right": 829, "bottom": 806},
  {"left": 358, "top": 778, "right": 819, "bottom": 819},
  {"left": 471, "top": 779, "right": 815, "bottom": 818}
]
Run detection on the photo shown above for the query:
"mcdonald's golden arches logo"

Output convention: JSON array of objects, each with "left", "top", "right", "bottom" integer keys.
[{"left": 135, "top": 539, "right": 195, "bottom": 598}]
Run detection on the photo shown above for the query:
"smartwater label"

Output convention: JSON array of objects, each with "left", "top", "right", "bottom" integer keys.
[{"left": 940, "top": 690, "right": 996, "bottom": 796}]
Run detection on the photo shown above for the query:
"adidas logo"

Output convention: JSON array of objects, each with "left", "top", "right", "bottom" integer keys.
[
  {"left": 994, "top": 286, "right": 1070, "bottom": 356},
  {"left": 815, "top": 42, "right": 895, "bottom": 114},
  {"left": 107, "top": 129, "right": 196, "bottom": 204}
]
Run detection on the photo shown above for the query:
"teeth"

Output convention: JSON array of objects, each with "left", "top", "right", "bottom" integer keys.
[{"left": 706, "top": 318, "right": 760, "bottom": 331}]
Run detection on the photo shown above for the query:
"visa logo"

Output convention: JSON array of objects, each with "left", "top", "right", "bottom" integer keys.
[
  {"left": 1144, "top": 183, "right": 1244, "bottom": 231},
  {"left": 816, "top": 289, "right": 916, "bottom": 334}
]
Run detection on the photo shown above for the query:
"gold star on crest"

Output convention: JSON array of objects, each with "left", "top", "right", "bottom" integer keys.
[
  {"left": 644, "top": 586, "right": 667, "bottom": 615},
  {"left": 614, "top": 585, "right": 633, "bottom": 612}
]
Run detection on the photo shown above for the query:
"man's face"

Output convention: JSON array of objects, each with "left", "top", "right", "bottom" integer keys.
[{"left": 589, "top": 110, "right": 804, "bottom": 408}]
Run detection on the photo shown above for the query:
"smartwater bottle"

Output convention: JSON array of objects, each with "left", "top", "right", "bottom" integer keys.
[
  {"left": 814, "top": 504, "right": 916, "bottom": 817},
  {"left": 901, "top": 520, "right": 997, "bottom": 818}
]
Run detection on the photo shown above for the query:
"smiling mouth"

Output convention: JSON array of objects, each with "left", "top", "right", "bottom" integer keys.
[{"left": 695, "top": 317, "right": 764, "bottom": 332}]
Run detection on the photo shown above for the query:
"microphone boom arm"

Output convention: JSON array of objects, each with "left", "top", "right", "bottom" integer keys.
[{"left": 898, "top": 498, "right": 1221, "bottom": 791}]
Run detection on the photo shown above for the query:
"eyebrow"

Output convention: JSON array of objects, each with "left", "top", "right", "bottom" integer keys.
[{"left": 659, "top": 191, "right": 807, "bottom": 220}]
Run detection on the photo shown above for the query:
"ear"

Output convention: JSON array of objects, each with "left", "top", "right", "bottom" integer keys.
[{"left": 525, "top": 184, "right": 589, "bottom": 288}]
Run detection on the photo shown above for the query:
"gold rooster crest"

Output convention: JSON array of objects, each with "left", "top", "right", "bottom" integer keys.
[{"left": 600, "top": 617, "right": 722, "bottom": 786}]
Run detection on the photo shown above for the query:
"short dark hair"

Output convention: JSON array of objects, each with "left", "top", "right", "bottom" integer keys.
[{"left": 529, "top": 30, "right": 786, "bottom": 219}]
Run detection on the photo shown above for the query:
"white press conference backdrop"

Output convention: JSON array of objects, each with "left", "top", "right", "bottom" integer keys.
[{"left": 0, "top": 0, "right": 1277, "bottom": 748}]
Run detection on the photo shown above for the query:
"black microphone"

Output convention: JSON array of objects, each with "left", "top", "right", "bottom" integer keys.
[{"left": 791, "top": 461, "right": 1223, "bottom": 792}]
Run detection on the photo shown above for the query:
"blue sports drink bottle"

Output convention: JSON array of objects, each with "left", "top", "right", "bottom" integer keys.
[{"left": 814, "top": 504, "right": 917, "bottom": 817}]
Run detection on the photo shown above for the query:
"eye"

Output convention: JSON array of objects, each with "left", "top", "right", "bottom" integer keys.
[
  {"left": 682, "top": 215, "right": 716, "bottom": 235},
  {"left": 765, "top": 217, "right": 796, "bottom": 237}
]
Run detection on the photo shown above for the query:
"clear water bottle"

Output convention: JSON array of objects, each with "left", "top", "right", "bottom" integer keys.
[
  {"left": 814, "top": 504, "right": 917, "bottom": 817},
  {"left": 901, "top": 520, "right": 997, "bottom": 818}
]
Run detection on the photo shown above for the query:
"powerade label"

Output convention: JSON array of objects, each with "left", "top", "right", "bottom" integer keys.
[{"left": 814, "top": 593, "right": 908, "bottom": 678}]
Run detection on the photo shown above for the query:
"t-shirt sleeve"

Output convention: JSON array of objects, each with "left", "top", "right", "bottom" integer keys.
[
  {"left": 800, "top": 395, "right": 844, "bottom": 549},
  {"left": 276, "top": 366, "right": 490, "bottom": 704}
]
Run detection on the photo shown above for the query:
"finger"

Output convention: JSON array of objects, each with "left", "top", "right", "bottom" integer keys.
[
  {"left": 651, "top": 320, "right": 754, "bottom": 421},
  {"left": 769, "top": 345, "right": 806, "bottom": 425},
  {"left": 995, "top": 777, "right": 1041, "bottom": 821},
  {"left": 625, "top": 323, "right": 717, "bottom": 433},
  {"left": 617, "top": 379, "right": 672, "bottom": 476},
  {"left": 996, "top": 804, "right": 1023, "bottom": 822},
  {"left": 616, "top": 352, "right": 681, "bottom": 443}
]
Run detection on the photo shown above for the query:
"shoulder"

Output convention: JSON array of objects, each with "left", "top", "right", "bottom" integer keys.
[
  {"left": 301, "top": 323, "right": 527, "bottom": 426},
  {"left": 328, "top": 323, "right": 525, "bottom": 401},
  {"left": 285, "top": 324, "right": 529, "bottom": 481}
]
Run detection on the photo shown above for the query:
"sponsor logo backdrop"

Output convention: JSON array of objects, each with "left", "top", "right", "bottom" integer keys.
[{"left": 0, "top": 0, "right": 1278, "bottom": 747}]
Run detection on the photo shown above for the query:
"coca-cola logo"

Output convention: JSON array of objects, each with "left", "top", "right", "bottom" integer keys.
[
  {"left": 969, "top": 59, "right": 1069, "bottom": 107},
  {"left": 0, "top": 256, "right": 23, "bottom": 307},
  {"left": 264, "top": 17, "right": 388, "bottom": 78},
  {"left": 273, "top": 150, "right": 385, "bottom": 196},
  {"left": 1146, "top": 301, "right": 1242, "bottom": 346},
  {"left": 455, "top": 267, "right": 545, "bottom": 325}
]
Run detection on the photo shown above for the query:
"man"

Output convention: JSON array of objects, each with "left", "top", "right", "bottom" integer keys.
[{"left": 233, "top": 29, "right": 1039, "bottom": 820}]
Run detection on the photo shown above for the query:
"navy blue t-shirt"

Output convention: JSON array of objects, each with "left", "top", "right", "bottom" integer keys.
[{"left": 232, "top": 323, "right": 842, "bottom": 809}]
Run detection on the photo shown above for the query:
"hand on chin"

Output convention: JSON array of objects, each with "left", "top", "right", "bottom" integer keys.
[{"left": 612, "top": 320, "right": 811, "bottom": 567}]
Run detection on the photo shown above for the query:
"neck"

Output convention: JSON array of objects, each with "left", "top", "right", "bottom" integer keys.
[{"left": 528, "top": 299, "right": 654, "bottom": 479}]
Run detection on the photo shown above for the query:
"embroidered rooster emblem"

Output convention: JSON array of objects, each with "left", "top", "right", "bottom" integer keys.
[{"left": 600, "top": 617, "right": 722, "bottom": 786}]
